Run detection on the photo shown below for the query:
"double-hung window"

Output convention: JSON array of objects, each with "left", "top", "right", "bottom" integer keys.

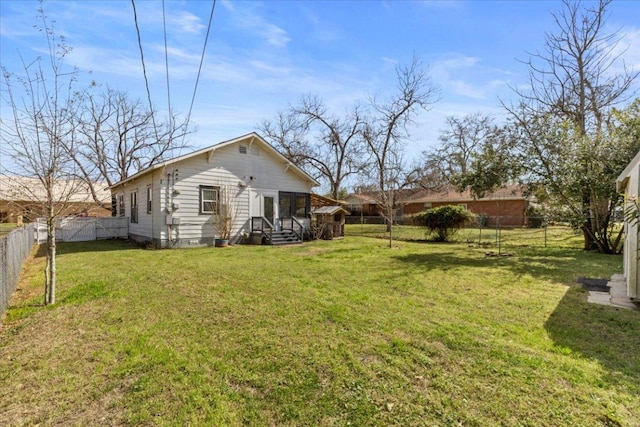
[{"left": 200, "top": 185, "right": 220, "bottom": 214}]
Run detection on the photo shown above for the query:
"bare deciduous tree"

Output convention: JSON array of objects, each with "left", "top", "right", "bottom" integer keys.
[
  {"left": 260, "top": 94, "right": 366, "bottom": 200},
  {"left": 362, "top": 57, "right": 439, "bottom": 247},
  {"left": 69, "top": 87, "right": 191, "bottom": 204},
  {"left": 421, "top": 113, "right": 496, "bottom": 188},
  {"left": 0, "top": 8, "right": 81, "bottom": 305}
]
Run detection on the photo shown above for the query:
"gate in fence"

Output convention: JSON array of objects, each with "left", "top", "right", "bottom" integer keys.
[{"left": 61, "top": 218, "right": 97, "bottom": 242}]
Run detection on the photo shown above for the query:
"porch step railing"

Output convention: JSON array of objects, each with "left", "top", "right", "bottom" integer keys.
[
  {"left": 280, "top": 216, "right": 304, "bottom": 242},
  {"left": 251, "top": 216, "right": 304, "bottom": 245}
]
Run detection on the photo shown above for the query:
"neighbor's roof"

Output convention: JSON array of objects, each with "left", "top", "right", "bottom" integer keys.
[
  {"left": 0, "top": 175, "right": 110, "bottom": 203},
  {"left": 402, "top": 184, "right": 529, "bottom": 204},
  {"left": 310, "top": 193, "right": 347, "bottom": 207},
  {"left": 109, "top": 132, "right": 320, "bottom": 189},
  {"left": 312, "top": 205, "right": 350, "bottom": 215},
  {"left": 343, "top": 192, "right": 380, "bottom": 204}
]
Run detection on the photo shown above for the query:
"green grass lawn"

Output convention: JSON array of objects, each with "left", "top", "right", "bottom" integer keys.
[
  {"left": 0, "top": 223, "right": 19, "bottom": 236},
  {"left": 1, "top": 237, "right": 638, "bottom": 426},
  {"left": 345, "top": 223, "right": 589, "bottom": 249}
]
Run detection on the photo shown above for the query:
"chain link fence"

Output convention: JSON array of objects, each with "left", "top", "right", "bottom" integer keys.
[
  {"left": 1, "top": 225, "right": 35, "bottom": 322},
  {"left": 345, "top": 216, "right": 594, "bottom": 249}
]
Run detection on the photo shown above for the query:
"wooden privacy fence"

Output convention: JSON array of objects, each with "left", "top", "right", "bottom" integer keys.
[
  {"left": 35, "top": 217, "right": 128, "bottom": 243},
  {"left": 0, "top": 225, "right": 35, "bottom": 322}
]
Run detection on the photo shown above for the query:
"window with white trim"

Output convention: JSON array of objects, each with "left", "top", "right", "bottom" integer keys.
[{"left": 199, "top": 185, "right": 220, "bottom": 214}]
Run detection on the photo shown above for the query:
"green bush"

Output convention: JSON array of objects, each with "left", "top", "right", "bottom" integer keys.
[{"left": 412, "top": 205, "right": 476, "bottom": 242}]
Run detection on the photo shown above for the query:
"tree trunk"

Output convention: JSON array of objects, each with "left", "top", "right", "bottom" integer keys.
[{"left": 45, "top": 216, "right": 56, "bottom": 305}]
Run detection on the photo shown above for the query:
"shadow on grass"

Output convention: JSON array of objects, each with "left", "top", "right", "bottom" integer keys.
[
  {"left": 390, "top": 249, "right": 580, "bottom": 284},
  {"left": 392, "top": 245, "right": 639, "bottom": 392},
  {"left": 545, "top": 289, "right": 640, "bottom": 392},
  {"left": 33, "top": 239, "right": 139, "bottom": 258}
]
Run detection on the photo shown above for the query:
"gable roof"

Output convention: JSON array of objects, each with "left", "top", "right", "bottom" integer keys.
[
  {"left": 109, "top": 132, "right": 319, "bottom": 189},
  {"left": 0, "top": 175, "right": 110, "bottom": 203},
  {"left": 312, "top": 205, "right": 350, "bottom": 215},
  {"left": 343, "top": 192, "right": 380, "bottom": 204},
  {"left": 310, "top": 193, "right": 346, "bottom": 207}
]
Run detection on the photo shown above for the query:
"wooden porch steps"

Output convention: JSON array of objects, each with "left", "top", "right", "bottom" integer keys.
[{"left": 268, "top": 230, "right": 302, "bottom": 245}]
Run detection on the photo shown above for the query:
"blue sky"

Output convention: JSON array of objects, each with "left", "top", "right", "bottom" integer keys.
[{"left": 1, "top": 0, "right": 639, "bottom": 166}]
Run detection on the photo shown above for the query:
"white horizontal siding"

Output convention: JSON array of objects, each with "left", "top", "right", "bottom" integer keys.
[{"left": 111, "top": 138, "right": 315, "bottom": 246}]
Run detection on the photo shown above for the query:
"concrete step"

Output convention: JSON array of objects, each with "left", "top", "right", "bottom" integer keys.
[{"left": 587, "top": 274, "right": 637, "bottom": 310}]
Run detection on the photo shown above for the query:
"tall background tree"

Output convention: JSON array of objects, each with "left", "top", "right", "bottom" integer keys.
[
  {"left": 421, "top": 113, "right": 497, "bottom": 188},
  {"left": 260, "top": 94, "right": 366, "bottom": 200},
  {"left": 362, "top": 57, "right": 439, "bottom": 247},
  {"left": 0, "top": 8, "right": 80, "bottom": 305},
  {"left": 504, "top": 0, "right": 639, "bottom": 252},
  {"left": 68, "top": 86, "right": 191, "bottom": 207}
]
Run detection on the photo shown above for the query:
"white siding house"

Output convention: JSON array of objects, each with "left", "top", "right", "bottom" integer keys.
[
  {"left": 109, "top": 133, "right": 318, "bottom": 248},
  {"left": 617, "top": 150, "right": 640, "bottom": 301}
]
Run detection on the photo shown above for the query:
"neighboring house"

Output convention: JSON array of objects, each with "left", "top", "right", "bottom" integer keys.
[
  {"left": 617, "top": 150, "right": 640, "bottom": 302},
  {"left": 343, "top": 192, "right": 381, "bottom": 217},
  {"left": 0, "top": 175, "right": 111, "bottom": 223},
  {"left": 108, "top": 133, "right": 319, "bottom": 248},
  {"left": 401, "top": 184, "right": 531, "bottom": 227},
  {"left": 343, "top": 189, "right": 426, "bottom": 225}
]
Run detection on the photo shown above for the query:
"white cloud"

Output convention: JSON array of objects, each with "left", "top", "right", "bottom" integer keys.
[
  {"left": 263, "top": 24, "right": 291, "bottom": 48},
  {"left": 171, "top": 12, "right": 205, "bottom": 34},
  {"left": 225, "top": 4, "right": 291, "bottom": 48}
]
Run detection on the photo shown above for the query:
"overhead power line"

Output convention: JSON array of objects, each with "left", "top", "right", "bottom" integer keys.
[
  {"left": 131, "top": 0, "right": 160, "bottom": 143},
  {"left": 162, "top": 0, "right": 172, "bottom": 118},
  {"left": 184, "top": 0, "right": 217, "bottom": 135}
]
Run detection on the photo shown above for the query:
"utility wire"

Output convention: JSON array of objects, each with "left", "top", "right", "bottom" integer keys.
[
  {"left": 184, "top": 0, "right": 217, "bottom": 136},
  {"left": 131, "top": 0, "right": 161, "bottom": 144},
  {"left": 162, "top": 0, "right": 172, "bottom": 118}
]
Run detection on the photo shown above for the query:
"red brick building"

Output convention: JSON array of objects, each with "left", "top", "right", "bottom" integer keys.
[{"left": 400, "top": 184, "right": 531, "bottom": 227}]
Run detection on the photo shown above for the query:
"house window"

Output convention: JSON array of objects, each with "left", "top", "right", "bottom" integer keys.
[
  {"left": 118, "top": 193, "right": 125, "bottom": 217},
  {"left": 278, "top": 192, "right": 310, "bottom": 218},
  {"left": 423, "top": 202, "right": 432, "bottom": 208},
  {"left": 200, "top": 185, "right": 220, "bottom": 214},
  {"left": 130, "top": 191, "right": 138, "bottom": 223},
  {"left": 146, "top": 185, "right": 152, "bottom": 214},
  {"left": 239, "top": 145, "right": 248, "bottom": 154}
]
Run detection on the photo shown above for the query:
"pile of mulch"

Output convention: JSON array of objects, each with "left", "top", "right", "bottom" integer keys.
[{"left": 577, "top": 277, "right": 610, "bottom": 292}]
